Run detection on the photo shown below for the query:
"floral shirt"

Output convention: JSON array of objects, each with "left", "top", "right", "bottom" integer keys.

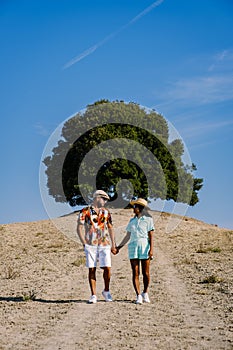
[{"left": 77, "top": 206, "right": 113, "bottom": 246}]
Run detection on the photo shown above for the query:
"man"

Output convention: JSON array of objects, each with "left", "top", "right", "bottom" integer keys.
[{"left": 77, "top": 190, "right": 117, "bottom": 303}]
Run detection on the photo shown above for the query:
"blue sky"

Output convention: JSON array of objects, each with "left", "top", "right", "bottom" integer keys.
[{"left": 1, "top": 0, "right": 233, "bottom": 229}]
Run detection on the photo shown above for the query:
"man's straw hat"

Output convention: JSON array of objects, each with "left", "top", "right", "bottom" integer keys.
[{"left": 93, "top": 190, "right": 110, "bottom": 200}]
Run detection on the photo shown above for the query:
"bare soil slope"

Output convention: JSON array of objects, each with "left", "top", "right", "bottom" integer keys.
[{"left": 0, "top": 209, "right": 232, "bottom": 349}]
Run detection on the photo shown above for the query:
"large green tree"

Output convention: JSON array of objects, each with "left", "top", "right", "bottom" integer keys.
[{"left": 43, "top": 100, "right": 203, "bottom": 207}]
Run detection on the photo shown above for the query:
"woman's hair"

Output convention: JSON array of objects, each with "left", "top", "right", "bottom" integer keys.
[{"left": 142, "top": 206, "right": 152, "bottom": 217}]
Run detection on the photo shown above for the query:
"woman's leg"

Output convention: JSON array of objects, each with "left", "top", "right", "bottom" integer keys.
[
  {"left": 130, "top": 259, "right": 140, "bottom": 295},
  {"left": 141, "top": 259, "right": 150, "bottom": 293}
]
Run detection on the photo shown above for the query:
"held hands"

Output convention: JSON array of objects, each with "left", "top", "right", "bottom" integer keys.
[
  {"left": 111, "top": 246, "right": 120, "bottom": 255},
  {"left": 82, "top": 242, "right": 120, "bottom": 255},
  {"left": 111, "top": 247, "right": 118, "bottom": 255}
]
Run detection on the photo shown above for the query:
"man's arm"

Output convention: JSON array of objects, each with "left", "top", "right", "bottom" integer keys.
[
  {"left": 108, "top": 224, "right": 117, "bottom": 254},
  {"left": 77, "top": 222, "right": 86, "bottom": 247}
]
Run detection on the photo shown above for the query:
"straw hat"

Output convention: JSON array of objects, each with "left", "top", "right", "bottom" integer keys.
[
  {"left": 130, "top": 198, "right": 148, "bottom": 207},
  {"left": 93, "top": 190, "right": 110, "bottom": 200}
]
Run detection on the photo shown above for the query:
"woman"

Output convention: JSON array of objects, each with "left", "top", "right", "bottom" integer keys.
[{"left": 117, "top": 198, "right": 154, "bottom": 304}]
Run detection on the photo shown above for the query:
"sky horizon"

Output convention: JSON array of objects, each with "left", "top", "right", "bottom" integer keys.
[{"left": 1, "top": 0, "right": 233, "bottom": 230}]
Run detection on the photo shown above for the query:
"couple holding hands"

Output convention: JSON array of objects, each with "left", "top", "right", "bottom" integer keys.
[{"left": 77, "top": 190, "right": 154, "bottom": 305}]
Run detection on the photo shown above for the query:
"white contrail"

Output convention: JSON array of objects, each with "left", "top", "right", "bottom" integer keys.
[
  {"left": 63, "top": 45, "right": 98, "bottom": 69},
  {"left": 63, "top": 0, "right": 164, "bottom": 69},
  {"left": 128, "top": 0, "right": 164, "bottom": 26}
]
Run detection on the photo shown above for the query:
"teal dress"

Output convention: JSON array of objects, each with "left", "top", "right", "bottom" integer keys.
[{"left": 126, "top": 215, "right": 154, "bottom": 259}]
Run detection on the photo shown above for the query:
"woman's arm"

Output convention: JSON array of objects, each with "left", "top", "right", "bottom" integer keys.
[
  {"left": 148, "top": 230, "right": 154, "bottom": 259},
  {"left": 116, "top": 231, "right": 131, "bottom": 252}
]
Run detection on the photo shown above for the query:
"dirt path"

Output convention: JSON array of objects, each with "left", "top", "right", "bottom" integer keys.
[
  {"left": 0, "top": 210, "right": 232, "bottom": 349},
  {"left": 34, "top": 246, "right": 230, "bottom": 350}
]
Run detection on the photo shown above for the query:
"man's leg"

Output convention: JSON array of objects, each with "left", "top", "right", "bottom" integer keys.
[
  {"left": 103, "top": 266, "right": 111, "bottom": 291},
  {"left": 99, "top": 246, "right": 111, "bottom": 292},
  {"left": 88, "top": 267, "right": 97, "bottom": 295}
]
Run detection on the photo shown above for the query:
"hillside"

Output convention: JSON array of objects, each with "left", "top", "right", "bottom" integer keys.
[{"left": 0, "top": 209, "right": 232, "bottom": 349}]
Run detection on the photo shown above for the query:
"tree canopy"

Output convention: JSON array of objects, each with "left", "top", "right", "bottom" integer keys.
[{"left": 43, "top": 100, "right": 203, "bottom": 208}]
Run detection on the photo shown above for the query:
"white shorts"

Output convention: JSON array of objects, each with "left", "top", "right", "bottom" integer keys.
[{"left": 84, "top": 244, "right": 111, "bottom": 268}]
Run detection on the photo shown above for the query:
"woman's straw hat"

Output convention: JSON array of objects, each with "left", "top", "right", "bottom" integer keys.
[{"left": 130, "top": 198, "right": 148, "bottom": 208}]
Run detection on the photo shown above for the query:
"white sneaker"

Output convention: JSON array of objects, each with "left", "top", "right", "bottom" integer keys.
[
  {"left": 136, "top": 294, "right": 143, "bottom": 304},
  {"left": 141, "top": 292, "right": 150, "bottom": 303},
  {"left": 102, "top": 290, "right": 113, "bottom": 302},
  {"left": 88, "top": 295, "right": 97, "bottom": 304}
]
